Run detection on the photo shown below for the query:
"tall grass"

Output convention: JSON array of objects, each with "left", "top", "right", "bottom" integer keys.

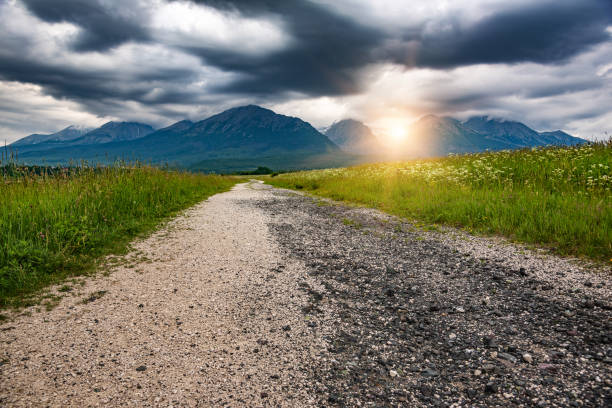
[
  {"left": 0, "top": 164, "right": 237, "bottom": 307},
  {"left": 266, "top": 142, "right": 612, "bottom": 261}
]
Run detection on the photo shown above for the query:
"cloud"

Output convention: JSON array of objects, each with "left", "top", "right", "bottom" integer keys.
[
  {"left": 0, "top": 0, "right": 611, "bottom": 142},
  {"left": 20, "top": 0, "right": 150, "bottom": 51},
  {"left": 0, "top": 2, "right": 243, "bottom": 124},
  {"left": 189, "top": 0, "right": 612, "bottom": 96},
  {"left": 270, "top": 40, "right": 612, "bottom": 140},
  {"left": 181, "top": 0, "right": 385, "bottom": 96},
  {"left": 151, "top": 1, "right": 291, "bottom": 56},
  {"left": 411, "top": 0, "right": 612, "bottom": 68},
  {"left": 0, "top": 81, "right": 109, "bottom": 142}
]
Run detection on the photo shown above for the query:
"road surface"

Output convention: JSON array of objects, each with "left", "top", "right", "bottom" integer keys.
[{"left": 1, "top": 181, "right": 610, "bottom": 407}]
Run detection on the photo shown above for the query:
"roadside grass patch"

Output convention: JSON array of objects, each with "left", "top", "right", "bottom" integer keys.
[
  {"left": 342, "top": 217, "right": 363, "bottom": 229},
  {"left": 265, "top": 142, "right": 611, "bottom": 261},
  {"left": 42, "top": 294, "right": 62, "bottom": 311},
  {"left": 82, "top": 290, "right": 107, "bottom": 304},
  {"left": 0, "top": 164, "right": 237, "bottom": 308}
]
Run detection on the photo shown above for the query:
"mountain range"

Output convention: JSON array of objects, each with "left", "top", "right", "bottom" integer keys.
[
  {"left": 462, "top": 116, "right": 584, "bottom": 149},
  {"left": 405, "top": 115, "right": 585, "bottom": 156},
  {"left": 10, "top": 105, "right": 586, "bottom": 172}
]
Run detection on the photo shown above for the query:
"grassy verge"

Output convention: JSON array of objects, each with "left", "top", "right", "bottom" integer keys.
[
  {"left": 265, "top": 142, "right": 611, "bottom": 262},
  {"left": 0, "top": 164, "right": 237, "bottom": 308}
]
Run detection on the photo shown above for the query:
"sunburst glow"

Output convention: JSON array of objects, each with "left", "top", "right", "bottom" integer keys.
[
  {"left": 390, "top": 125, "right": 407, "bottom": 142},
  {"left": 371, "top": 117, "right": 413, "bottom": 148}
]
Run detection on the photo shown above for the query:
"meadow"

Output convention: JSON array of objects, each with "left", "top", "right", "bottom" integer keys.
[
  {"left": 0, "top": 163, "right": 237, "bottom": 308},
  {"left": 265, "top": 142, "right": 612, "bottom": 262}
]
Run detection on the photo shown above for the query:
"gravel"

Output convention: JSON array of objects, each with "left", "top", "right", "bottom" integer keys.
[
  {"left": 257, "top": 181, "right": 611, "bottom": 407},
  {"left": 0, "top": 182, "right": 325, "bottom": 407},
  {"left": 1, "top": 180, "right": 610, "bottom": 407}
]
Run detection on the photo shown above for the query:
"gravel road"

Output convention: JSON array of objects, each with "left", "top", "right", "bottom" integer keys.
[{"left": 1, "top": 180, "right": 610, "bottom": 407}]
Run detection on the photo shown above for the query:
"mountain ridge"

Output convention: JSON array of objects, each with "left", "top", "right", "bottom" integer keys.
[
  {"left": 11, "top": 106, "right": 587, "bottom": 171},
  {"left": 462, "top": 116, "right": 585, "bottom": 148},
  {"left": 321, "top": 115, "right": 586, "bottom": 158},
  {"left": 69, "top": 121, "right": 155, "bottom": 145},
  {"left": 11, "top": 125, "right": 94, "bottom": 146},
  {"left": 14, "top": 105, "right": 341, "bottom": 168}
]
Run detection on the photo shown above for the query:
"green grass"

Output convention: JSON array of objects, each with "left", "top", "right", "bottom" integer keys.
[
  {"left": 265, "top": 142, "right": 612, "bottom": 262},
  {"left": 0, "top": 164, "right": 237, "bottom": 308}
]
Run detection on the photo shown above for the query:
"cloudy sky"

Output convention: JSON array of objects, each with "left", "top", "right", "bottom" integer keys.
[{"left": 1, "top": 0, "right": 611, "bottom": 143}]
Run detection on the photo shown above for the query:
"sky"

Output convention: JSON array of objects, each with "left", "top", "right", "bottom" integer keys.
[{"left": 0, "top": 0, "right": 611, "bottom": 143}]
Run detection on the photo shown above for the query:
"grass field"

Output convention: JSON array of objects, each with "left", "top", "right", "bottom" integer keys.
[
  {"left": 0, "top": 164, "right": 237, "bottom": 308},
  {"left": 265, "top": 142, "right": 612, "bottom": 262}
]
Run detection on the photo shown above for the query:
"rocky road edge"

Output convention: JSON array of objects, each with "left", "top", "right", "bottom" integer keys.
[{"left": 254, "top": 182, "right": 611, "bottom": 407}]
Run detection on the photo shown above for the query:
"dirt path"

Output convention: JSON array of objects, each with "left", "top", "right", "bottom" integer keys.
[
  {"left": 1, "top": 180, "right": 610, "bottom": 407},
  {"left": 0, "top": 181, "right": 324, "bottom": 407}
]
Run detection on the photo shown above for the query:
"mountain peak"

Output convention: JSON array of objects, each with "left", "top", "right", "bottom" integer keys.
[
  {"left": 70, "top": 121, "right": 155, "bottom": 145},
  {"left": 225, "top": 104, "right": 275, "bottom": 116},
  {"left": 465, "top": 116, "right": 516, "bottom": 126},
  {"left": 464, "top": 116, "right": 538, "bottom": 139},
  {"left": 11, "top": 124, "right": 93, "bottom": 146},
  {"left": 99, "top": 120, "right": 150, "bottom": 127},
  {"left": 64, "top": 124, "right": 92, "bottom": 131},
  {"left": 419, "top": 114, "right": 440, "bottom": 122},
  {"left": 237, "top": 104, "right": 269, "bottom": 111},
  {"left": 178, "top": 105, "right": 339, "bottom": 156},
  {"left": 332, "top": 118, "right": 362, "bottom": 126},
  {"left": 325, "top": 119, "right": 383, "bottom": 155},
  {"left": 199, "top": 105, "right": 311, "bottom": 132}
]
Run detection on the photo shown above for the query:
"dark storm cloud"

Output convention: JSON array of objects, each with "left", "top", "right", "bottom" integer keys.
[
  {"left": 182, "top": 0, "right": 384, "bottom": 96},
  {"left": 436, "top": 93, "right": 492, "bottom": 109},
  {"left": 21, "top": 0, "right": 149, "bottom": 51},
  {"left": 411, "top": 0, "right": 612, "bottom": 68},
  {"left": 177, "top": 0, "right": 283, "bottom": 14},
  {"left": 185, "top": 0, "right": 611, "bottom": 97},
  {"left": 0, "top": 51, "right": 201, "bottom": 112},
  {"left": 524, "top": 79, "right": 602, "bottom": 99},
  {"left": 11, "top": 0, "right": 612, "bottom": 100}
]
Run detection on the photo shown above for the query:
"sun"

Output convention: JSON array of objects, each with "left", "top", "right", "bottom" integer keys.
[
  {"left": 389, "top": 125, "right": 407, "bottom": 143},
  {"left": 372, "top": 117, "right": 412, "bottom": 147}
]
